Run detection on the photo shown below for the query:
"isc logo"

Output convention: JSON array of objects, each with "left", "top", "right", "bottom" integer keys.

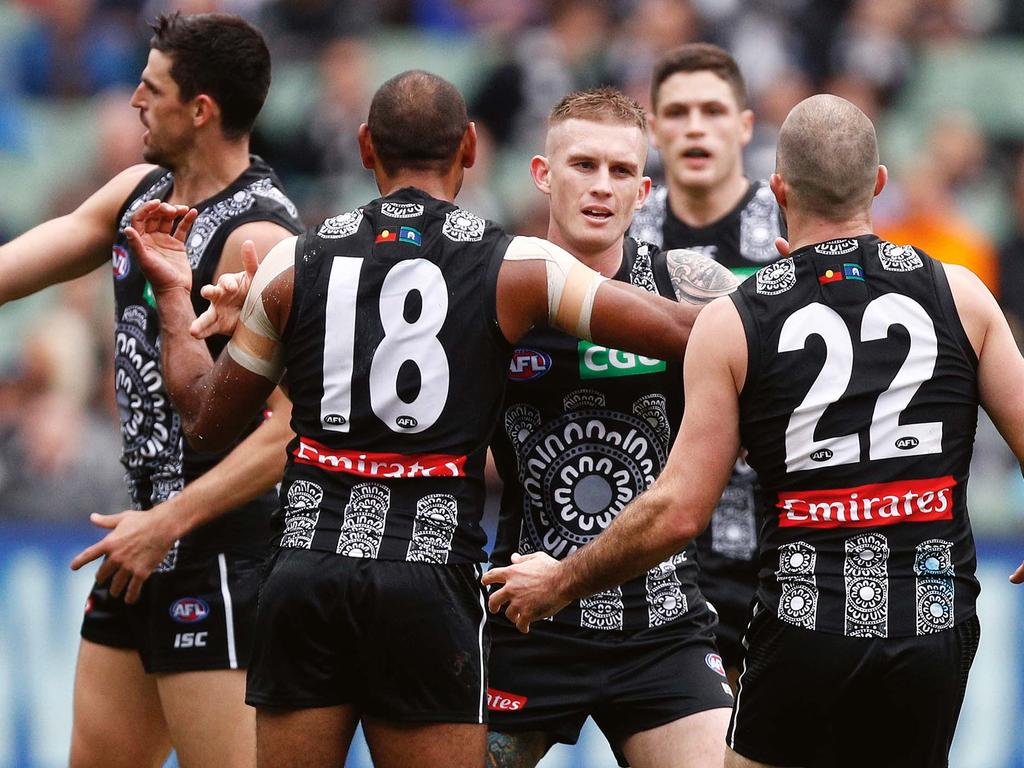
[
  {"left": 508, "top": 348, "right": 551, "bottom": 381},
  {"left": 170, "top": 597, "right": 210, "bottom": 624},
  {"left": 173, "top": 632, "right": 208, "bottom": 649}
]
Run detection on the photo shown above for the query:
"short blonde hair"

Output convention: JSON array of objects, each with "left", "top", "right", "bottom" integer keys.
[{"left": 549, "top": 87, "right": 647, "bottom": 133}]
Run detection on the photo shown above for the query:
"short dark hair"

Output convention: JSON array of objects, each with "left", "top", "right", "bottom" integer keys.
[
  {"left": 149, "top": 12, "right": 271, "bottom": 140},
  {"left": 368, "top": 71, "right": 469, "bottom": 176},
  {"left": 650, "top": 43, "right": 747, "bottom": 111},
  {"left": 550, "top": 87, "right": 647, "bottom": 133}
]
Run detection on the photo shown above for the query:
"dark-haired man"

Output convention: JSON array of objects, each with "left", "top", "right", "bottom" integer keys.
[
  {"left": 486, "top": 88, "right": 735, "bottom": 768},
  {"left": 631, "top": 43, "right": 781, "bottom": 676},
  {"left": 0, "top": 13, "right": 301, "bottom": 768},
  {"left": 487, "top": 94, "right": 1021, "bottom": 768},
  {"left": 124, "top": 70, "right": 716, "bottom": 768}
]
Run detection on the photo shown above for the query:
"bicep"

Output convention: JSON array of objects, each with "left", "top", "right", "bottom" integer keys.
[
  {"left": 977, "top": 307, "right": 1024, "bottom": 463},
  {"left": 216, "top": 221, "right": 298, "bottom": 280}
]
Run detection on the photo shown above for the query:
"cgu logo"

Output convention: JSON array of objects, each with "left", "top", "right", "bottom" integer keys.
[
  {"left": 396, "top": 415, "right": 418, "bottom": 429},
  {"left": 324, "top": 413, "right": 347, "bottom": 426},
  {"left": 578, "top": 341, "right": 666, "bottom": 379},
  {"left": 810, "top": 448, "right": 833, "bottom": 462},
  {"left": 895, "top": 437, "right": 920, "bottom": 450},
  {"left": 508, "top": 348, "right": 551, "bottom": 381},
  {"left": 170, "top": 597, "right": 210, "bottom": 624}
]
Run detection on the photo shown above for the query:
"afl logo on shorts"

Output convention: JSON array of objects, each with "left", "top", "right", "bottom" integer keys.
[
  {"left": 170, "top": 597, "right": 210, "bottom": 624},
  {"left": 112, "top": 245, "right": 131, "bottom": 280},
  {"left": 508, "top": 348, "right": 551, "bottom": 381},
  {"left": 705, "top": 652, "right": 727, "bottom": 677}
]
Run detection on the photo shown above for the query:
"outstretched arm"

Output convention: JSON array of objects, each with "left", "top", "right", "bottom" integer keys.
[
  {"left": 495, "top": 237, "right": 734, "bottom": 359},
  {"left": 0, "top": 165, "right": 155, "bottom": 305},
  {"left": 483, "top": 297, "right": 747, "bottom": 631}
]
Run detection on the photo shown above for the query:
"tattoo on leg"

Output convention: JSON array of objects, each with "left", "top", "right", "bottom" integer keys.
[{"left": 487, "top": 730, "right": 545, "bottom": 768}]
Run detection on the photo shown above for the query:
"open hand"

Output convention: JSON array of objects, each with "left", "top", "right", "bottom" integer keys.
[
  {"left": 481, "top": 552, "right": 571, "bottom": 633},
  {"left": 124, "top": 199, "right": 198, "bottom": 295},
  {"left": 70, "top": 507, "right": 178, "bottom": 604},
  {"left": 191, "top": 239, "right": 259, "bottom": 339}
]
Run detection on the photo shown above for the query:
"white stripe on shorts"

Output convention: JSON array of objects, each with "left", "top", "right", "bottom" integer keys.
[
  {"left": 475, "top": 564, "right": 487, "bottom": 724},
  {"left": 218, "top": 553, "right": 238, "bottom": 670}
]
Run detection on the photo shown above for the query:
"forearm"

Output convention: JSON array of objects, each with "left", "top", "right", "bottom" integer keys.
[
  {"left": 161, "top": 402, "right": 292, "bottom": 539},
  {"left": 153, "top": 286, "right": 218, "bottom": 438},
  {"left": 557, "top": 479, "right": 698, "bottom": 602}
]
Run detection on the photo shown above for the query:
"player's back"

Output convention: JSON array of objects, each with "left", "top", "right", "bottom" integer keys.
[
  {"left": 279, "top": 188, "right": 513, "bottom": 564},
  {"left": 731, "top": 234, "right": 981, "bottom": 638}
]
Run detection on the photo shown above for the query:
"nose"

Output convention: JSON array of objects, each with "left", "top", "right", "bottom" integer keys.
[
  {"left": 130, "top": 82, "right": 145, "bottom": 108},
  {"left": 589, "top": 166, "right": 613, "bottom": 197},
  {"left": 684, "top": 111, "right": 705, "bottom": 136}
]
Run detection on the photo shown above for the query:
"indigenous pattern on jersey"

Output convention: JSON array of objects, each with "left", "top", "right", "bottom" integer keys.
[
  {"left": 629, "top": 180, "right": 781, "bottom": 280},
  {"left": 279, "top": 188, "right": 512, "bottom": 564},
  {"left": 112, "top": 158, "right": 302, "bottom": 567},
  {"left": 731, "top": 235, "right": 981, "bottom": 637},
  {"left": 490, "top": 238, "right": 709, "bottom": 632},
  {"left": 630, "top": 182, "right": 776, "bottom": 649}
]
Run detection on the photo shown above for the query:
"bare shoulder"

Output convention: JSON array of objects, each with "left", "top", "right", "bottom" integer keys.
[
  {"left": 663, "top": 248, "right": 738, "bottom": 305},
  {"left": 688, "top": 296, "right": 747, "bottom": 389},
  {"left": 79, "top": 164, "right": 160, "bottom": 223},
  {"left": 219, "top": 221, "right": 301, "bottom": 276},
  {"left": 943, "top": 262, "right": 1001, "bottom": 354}
]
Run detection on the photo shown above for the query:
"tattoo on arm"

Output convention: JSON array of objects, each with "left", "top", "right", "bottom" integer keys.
[{"left": 665, "top": 248, "right": 738, "bottom": 306}]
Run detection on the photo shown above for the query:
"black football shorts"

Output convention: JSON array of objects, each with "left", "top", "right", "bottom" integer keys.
[{"left": 245, "top": 549, "right": 489, "bottom": 723}]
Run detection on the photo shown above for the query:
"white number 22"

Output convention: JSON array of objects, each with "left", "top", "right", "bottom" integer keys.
[{"left": 780, "top": 294, "right": 942, "bottom": 472}]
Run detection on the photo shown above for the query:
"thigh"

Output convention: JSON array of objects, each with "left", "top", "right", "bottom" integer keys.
[
  {"left": 157, "top": 668, "right": 254, "bottom": 768},
  {"left": 619, "top": 708, "right": 732, "bottom": 768},
  {"left": 70, "top": 639, "right": 170, "bottom": 768},
  {"left": 486, "top": 615, "right": 593, "bottom": 748},
  {"left": 141, "top": 552, "right": 264, "bottom": 674},
  {"left": 724, "top": 746, "right": 788, "bottom": 768},
  {"left": 256, "top": 704, "right": 358, "bottom": 768},
  {"left": 363, "top": 716, "right": 487, "bottom": 768}
]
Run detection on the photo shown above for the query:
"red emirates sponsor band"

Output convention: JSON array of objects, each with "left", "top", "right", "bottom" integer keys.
[
  {"left": 486, "top": 688, "right": 528, "bottom": 711},
  {"left": 293, "top": 437, "right": 466, "bottom": 478},
  {"left": 777, "top": 476, "right": 956, "bottom": 529}
]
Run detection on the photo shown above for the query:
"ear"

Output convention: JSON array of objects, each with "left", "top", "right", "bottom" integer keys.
[
  {"left": 738, "top": 108, "right": 754, "bottom": 147},
  {"left": 648, "top": 113, "right": 664, "bottom": 151},
  {"left": 635, "top": 175, "right": 652, "bottom": 210},
  {"left": 193, "top": 94, "right": 217, "bottom": 130},
  {"left": 873, "top": 164, "right": 888, "bottom": 198},
  {"left": 769, "top": 173, "right": 787, "bottom": 210},
  {"left": 460, "top": 122, "right": 478, "bottom": 169},
  {"left": 530, "top": 155, "right": 552, "bottom": 195},
  {"left": 358, "top": 123, "right": 375, "bottom": 170}
]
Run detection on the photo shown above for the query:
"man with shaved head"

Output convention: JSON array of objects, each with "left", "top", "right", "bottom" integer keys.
[
  {"left": 120, "top": 70, "right": 722, "bottom": 768},
  {"left": 486, "top": 93, "right": 1024, "bottom": 767}
]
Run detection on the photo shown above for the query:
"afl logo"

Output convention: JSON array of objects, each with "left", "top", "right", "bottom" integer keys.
[
  {"left": 396, "top": 415, "right": 418, "bottom": 429},
  {"left": 170, "top": 597, "right": 210, "bottom": 624},
  {"left": 810, "top": 448, "right": 833, "bottom": 462},
  {"left": 508, "top": 348, "right": 551, "bottom": 381},
  {"left": 324, "top": 413, "right": 347, "bottom": 426},
  {"left": 895, "top": 436, "right": 919, "bottom": 450},
  {"left": 112, "top": 245, "right": 131, "bottom": 280}
]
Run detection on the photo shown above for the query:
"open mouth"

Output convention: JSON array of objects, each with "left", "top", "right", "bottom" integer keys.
[
  {"left": 682, "top": 148, "right": 711, "bottom": 159},
  {"left": 582, "top": 206, "right": 613, "bottom": 221}
]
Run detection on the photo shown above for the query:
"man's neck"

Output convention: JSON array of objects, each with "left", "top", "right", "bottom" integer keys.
[
  {"left": 784, "top": 211, "right": 874, "bottom": 253},
  {"left": 168, "top": 139, "right": 252, "bottom": 205},
  {"left": 547, "top": 223, "right": 624, "bottom": 278},
  {"left": 377, "top": 171, "right": 460, "bottom": 203},
  {"left": 666, "top": 174, "right": 749, "bottom": 229}
]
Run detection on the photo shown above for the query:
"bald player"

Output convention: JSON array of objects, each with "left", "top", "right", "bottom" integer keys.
[
  {"left": 485, "top": 94, "right": 1024, "bottom": 768},
  {"left": 119, "top": 71, "right": 720, "bottom": 768}
]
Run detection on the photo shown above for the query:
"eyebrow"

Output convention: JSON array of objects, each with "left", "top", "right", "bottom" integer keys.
[{"left": 565, "top": 152, "right": 639, "bottom": 172}]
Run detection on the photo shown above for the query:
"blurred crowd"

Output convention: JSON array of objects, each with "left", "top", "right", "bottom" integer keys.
[{"left": 2, "top": 0, "right": 1024, "bottom": 526}]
